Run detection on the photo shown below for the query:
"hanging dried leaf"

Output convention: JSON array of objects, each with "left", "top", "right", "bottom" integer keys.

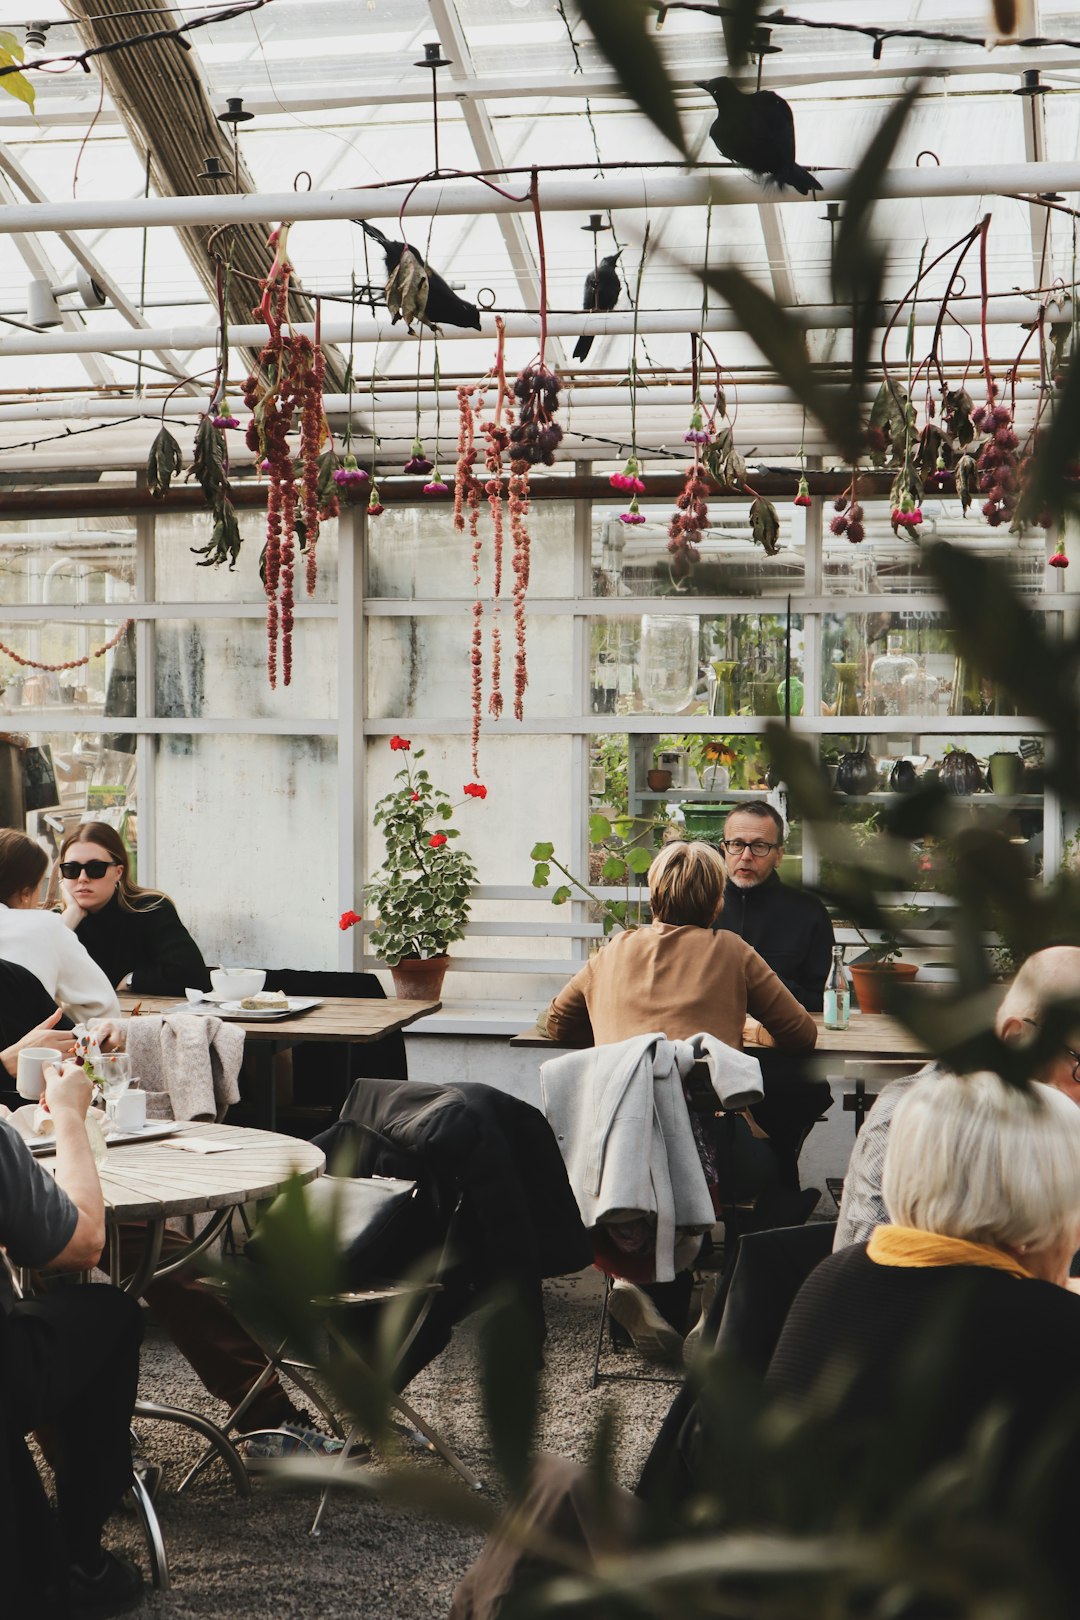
[
  {"left": 146, "top": 426, "right": 183, "bottom": 499},
  {"left": 192, "top": 498, "right": 242, "bottom": 571},
  {"left": 868, "top": 380, "right": 914, "bottom": 465},
  {"left": 385, "top": 248, "right": 431, "bottom": 331},
  {"left": 575, "top": 0, "right": 688, "bottom": 158},
  {"left": 942, "top": 388, "right": 975, "bottom": 448},
  {"left": 189, "top": 415, "right": 229, "bottom": 505},
  {"left": 749, "top": 495, "right": 780, "bottom": 556},
  {"left": 954, "top": 452, "right": 978, "bottom": 515}
]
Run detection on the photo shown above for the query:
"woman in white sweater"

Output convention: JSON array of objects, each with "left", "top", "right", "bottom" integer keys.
[{"left": 0, "top": 829, "right": 119, "bottom": 1023}]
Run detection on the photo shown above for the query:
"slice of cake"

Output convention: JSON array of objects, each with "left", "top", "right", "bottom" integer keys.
[{"left": 239, "top": 990, "right": 290, "bottom": 1010}]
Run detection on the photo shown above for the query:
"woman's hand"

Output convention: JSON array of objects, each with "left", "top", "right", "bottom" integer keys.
[
  {"left": 60, "top": 895, "right": 87, "bottom": 930},
  {"left": 1, "top": 1007, "right": 75, "bottom": 1079},
  {"left": 87, "top": 1017, "right": 126, "bottom": 1053}
]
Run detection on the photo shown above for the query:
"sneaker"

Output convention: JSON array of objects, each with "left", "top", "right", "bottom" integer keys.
[
  {"left": 240, "top": 1421, "right": 347, "bottom": 1461},
  {"left": 607, "top": 1281, "right": 685, "bottom": 1365},
  {"left": 69, "top": 1550, "right": 144, "bottom": 1617}
]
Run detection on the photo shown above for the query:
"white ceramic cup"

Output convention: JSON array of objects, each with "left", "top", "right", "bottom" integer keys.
[
  {"left": 112, "top": 1089, "right": 147, "bottom": 1132},
  {"left": 16, "top": 1046, "right": 64, "bottom": 1101},
  {"left": 210, "top": 967, "right": 266, "bottom": 1000}
]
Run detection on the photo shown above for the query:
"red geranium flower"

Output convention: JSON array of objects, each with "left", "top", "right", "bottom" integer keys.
[
  {"left": 338, "top": 909, "right": 361, "bottom": 931},
  {"left": 389, "top": 735, "right": 411, "bottom": 751},
  {"left": 410, "top": 790, "right": 420, "bottom": 801},
  {"left": 463, "top": 783, "right": 487, "bottom": 798},
  {"left": 428, "top": 833, "right": 448, "bottom": 848}
]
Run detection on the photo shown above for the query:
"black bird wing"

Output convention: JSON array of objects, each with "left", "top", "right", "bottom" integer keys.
[{"left": 574, "top": 262, "right": 621, "bottom": 361}]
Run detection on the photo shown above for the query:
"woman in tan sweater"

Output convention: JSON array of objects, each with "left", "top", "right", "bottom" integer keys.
[{"left": 545, "top": 840, "right": 817, "bottom": 1053}]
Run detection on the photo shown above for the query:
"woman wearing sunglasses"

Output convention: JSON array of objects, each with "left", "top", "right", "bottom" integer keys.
[
  {"left": 58, "top": 821, "right": 210, "bottom": 997},
  {"left": 0, "top": 828, "right": 120, "bottom": 1023}
]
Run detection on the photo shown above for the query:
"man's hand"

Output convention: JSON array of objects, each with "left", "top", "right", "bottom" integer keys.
[
  {"left": 42, "top": 1060, "right": 106, "bottom": 1271},
  {"left": 1, "top": 1007, "right": 74, "bottom": 1079}
]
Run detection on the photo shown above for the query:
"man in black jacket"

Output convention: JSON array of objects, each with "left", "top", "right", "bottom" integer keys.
[
  {"left": 714, "top": 801, "right": 834, "bottom": 1190},
  {"left": 715, "top": 802, "right": 834, "bottom": 1010}
]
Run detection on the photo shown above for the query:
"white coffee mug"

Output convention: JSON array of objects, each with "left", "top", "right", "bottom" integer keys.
[
  {"left": 16, "top": 1046, "right": 64, "bottom": 1101},
  {"left": 112, "top": 1089, "right": 147, "bottom": 1133}
]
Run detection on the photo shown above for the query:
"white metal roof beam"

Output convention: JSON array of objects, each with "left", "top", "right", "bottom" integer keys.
[
  {"left": 0, "top": 161, "right": 1076, "bottom": 233},
  {"left": 425, "top": 0, "right": 566, "bottom": 368},
  {"left": 10, "top": 49, "right": 1080, "bottom": 127},
  {"left": 0, "top": 294, "right": 1058, "bottom": 360}
]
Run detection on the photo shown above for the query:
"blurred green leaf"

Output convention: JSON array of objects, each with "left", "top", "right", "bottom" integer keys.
[
  {"left": 626, "top": 846, "right": 655, "bottom": 874},
  {"left": 717, "top": 0, "right": 768, "bottom": 70},
  {"left": 575, "top": 1, "right": 687, "bottom": 158},
  {"left": 601, "top": 855, "right": 629, "bottom": 882},
  {"left": 589, "top": 815, "right": 613, "bottom": 843},
  {"left": 552, "top": 884, "right": 573, "bottom": 905},
  {"left": 531, "top": 842, "right": 555, "bottom": 861}
]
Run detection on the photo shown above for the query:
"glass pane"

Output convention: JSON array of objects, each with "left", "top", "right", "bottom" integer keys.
[
  {"left": 367, "top": 614, "right": 573, "bottom": 720},
  {"left": 153, "top": 734, "right": 337, "bottom": 970},
  {"left": 366, "top": 502, "right": 576, "bottom": 599},
  {"left": 591, "top": 507, "right": 805, "bottom": 597},
  {"left": 0, "top": 522, "right": 136, "bottom": 603},
  {"left": 5, "top": 731, "right": 137, "bottom": 866},
  {"left": 823, "top": 611, "right": 1020, "bottom": 719},
  {"left": 153, "top": 619, "right": 335, "bottom": 721},
  {"left": 0, "top": 619, "right": 135, "bottom": 724},
  {"left": 154, "top": 510, "right": 339, "bottom": 605},
  {"left": 822, "top": 502, "right": 1047, "bottom": 596},
  {"left": 589, "top": 612, "right": 804, "bottom": 719}
]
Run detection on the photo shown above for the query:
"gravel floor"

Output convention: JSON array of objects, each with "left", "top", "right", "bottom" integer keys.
[{"left": 105, "top": 1269, "right": 683, "bottom": 1619}]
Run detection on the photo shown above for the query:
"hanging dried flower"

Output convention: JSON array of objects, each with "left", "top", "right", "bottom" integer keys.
[
  {"left": 684, "top": 402, "right": 711, "bottom": 446},
  {"left": 333, "top": 454, "right": 370, "bottom": 487},
  {"left": 619, "top": 496, "right": 646, "bottom": 526},
  {"left": 793, "top": 476, "right": 812, "bottom": 509},
  {"left": 1049, "top": 543, "right": 1069, "bottom": 569},
  {"left": 611, "top": 456, "right": 645, "bottom": 493}
]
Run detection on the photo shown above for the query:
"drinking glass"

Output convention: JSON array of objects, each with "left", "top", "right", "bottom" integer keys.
[{"left": 96, "top": 1053, "right": 132, "bottom": 1118}]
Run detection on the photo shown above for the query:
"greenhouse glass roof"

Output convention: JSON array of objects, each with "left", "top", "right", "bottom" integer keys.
[{"left": 0, "top": 0, "right": 1077, "bottom": 476}]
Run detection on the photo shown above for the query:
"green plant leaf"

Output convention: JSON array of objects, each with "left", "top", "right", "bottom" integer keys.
[
  {"left": 626, "top": 846, "right": 655, "bottom": 874},
  {"left": 532, "top": 863, "right": 551, "bottom": 887},
  {"left": 531, "top": 841, "right": 555, "bottom": 861},
  {"left": 601, "top": 855, "right": 628, "bottom": 882},
  {"left": 552, "top": 885, "right": 572, "bottom": 905},
  {"left": 575, "top": 0, "right": 687, "bottom": 157},
  {"left": 717, "top": 0, "right": 769, "bottom": 69},
  {"left": 589, "top": 814, "right": 613, "bottom": 843}
]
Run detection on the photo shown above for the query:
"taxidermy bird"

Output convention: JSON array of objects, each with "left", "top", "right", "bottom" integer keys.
[
  {"left": 697, "top": 76, "right": 821, "bottom": 196},
  {"left": 573, "top": 253, "right": 622, "bottom": 362},
  {"left": 354, "top": 219, "right": 482, "bottom": 332}
]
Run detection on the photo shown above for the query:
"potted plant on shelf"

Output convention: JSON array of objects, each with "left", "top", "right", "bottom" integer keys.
[
  {"left": 341, "top": 737, "right": 482, "bottom": 1000},
  {"left": 848, "top": 919, "right": 919, "bottom": 1014}
]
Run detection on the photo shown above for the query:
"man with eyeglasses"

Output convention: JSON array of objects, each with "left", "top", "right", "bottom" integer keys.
[
  {"left": 836, "top": 945, "right": 1080, "bottom": 1248},
  {"left": 714, "top": 802, "right": 835, "bottom": 1011},
  {"left": 711, "top": 802, "right": 836, "bottom": 1200}
]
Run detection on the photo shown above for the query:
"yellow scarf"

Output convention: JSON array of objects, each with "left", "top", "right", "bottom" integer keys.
[{"left": 867, "top": 1224, "right": 1035, "bottom": 1281}]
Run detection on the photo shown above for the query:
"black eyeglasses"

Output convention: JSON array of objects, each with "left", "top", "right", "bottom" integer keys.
[
  {"left": 1022, "top": 1017, "right": 1080, "bottom": 1083},
  {"left": 721, "top": 838, "right": 781, "bottom": 858},
  {"left": 59, "top": 860, "right": 119, "bottom": 880}
]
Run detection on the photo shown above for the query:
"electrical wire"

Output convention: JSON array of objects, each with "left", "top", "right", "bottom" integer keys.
[{"left": 0, "top": 0, "right": 278, "bottom": 81}]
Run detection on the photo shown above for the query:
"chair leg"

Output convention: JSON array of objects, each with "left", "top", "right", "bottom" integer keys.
[
  {"left": 135, "top": 1399, "right": 251, "bottom": 1498},
  {"left": 390, "top": 1389, "right": 484, "bottom": 1492},
  {"left": 128, "top": 1470, "right": 171, "bottom": 1591},
  {"left": 591, "top": 1274, "right": 614, "bottom": 1389}
]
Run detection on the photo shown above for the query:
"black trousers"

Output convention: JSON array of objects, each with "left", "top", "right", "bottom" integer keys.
[{"left": 6, "top": 1282, "right": 142, "bottom": 1566}]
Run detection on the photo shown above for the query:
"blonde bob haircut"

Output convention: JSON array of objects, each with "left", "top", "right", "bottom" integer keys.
[
  {"left": 648, "top": 839, "right": 726, "bottom": 928},
  {"left": 883, "top": 1070, "right": 1080, "bottom": 1254}
]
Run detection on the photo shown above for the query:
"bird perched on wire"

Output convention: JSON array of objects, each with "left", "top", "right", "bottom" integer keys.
[
  {"left": 354, "top": 219, "right": 482, "bottom": 332},
  {"left": 573, "top": 252, "right": 622, "bottom": 362},
  {"left": 697, "top": 77, "right": 821, "bottom": 196}
]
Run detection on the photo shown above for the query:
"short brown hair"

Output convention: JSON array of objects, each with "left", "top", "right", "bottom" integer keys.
[
  {"left": 648, "top": 839, "right": 726, "bottom": 927},
  {"left": 0, "top": 827, "right": 48, "bottom": 905}
]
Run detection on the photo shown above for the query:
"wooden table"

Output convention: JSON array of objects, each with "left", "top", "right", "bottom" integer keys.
[
  {"left": 118, "top": 993, "right": 440, "bottom": 1130},
  {"left": 37, "top": 1120, "right": 325, "bottom": 1500},
  {"left": 512, "top": 1011, "right": 928, "bottom": 1062}
]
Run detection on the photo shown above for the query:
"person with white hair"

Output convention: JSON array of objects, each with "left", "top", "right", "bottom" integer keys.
[
  {"left": 767, "top": 1069, "right": 1080, "bottom": 1604},
  {"left": 835, "top": 944, "right": 1080, "bottom": 1247}
]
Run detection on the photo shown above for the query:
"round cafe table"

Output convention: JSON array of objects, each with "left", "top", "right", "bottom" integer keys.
[{"left": 36, "top": 1119, "right": 325, "bottom": 1505}]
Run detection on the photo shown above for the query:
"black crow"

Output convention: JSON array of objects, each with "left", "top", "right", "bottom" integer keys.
[
  {"left": 697, "top": 77, "right": 821, "bottom": 196},
  {"left": 354, "top": 218, "right": 482, "bottom": 331},
  {"left": 573, "top": 252, "right": 622, "bottom": 362}
]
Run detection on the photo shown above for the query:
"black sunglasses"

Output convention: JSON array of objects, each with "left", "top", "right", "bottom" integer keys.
[
  {"left": 1022, "top": 1017, "right": 1080, "bottom": 1083},
  {"left": 59, "top": 860, "right": 119, "bottom": 880}
]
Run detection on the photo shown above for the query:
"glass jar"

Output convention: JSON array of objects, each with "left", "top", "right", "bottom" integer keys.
[
  {"left": 639, "top": 615, "right": 700, "bottom": 714},
  {"left": 900, "top": 661, "right": 939, "bottom": 716},
  {"left": 868, "top": 634, "right": 917, "bottom": 716},
  {"left": 831, "top": 659, "right": 861, "bottom": 717}
]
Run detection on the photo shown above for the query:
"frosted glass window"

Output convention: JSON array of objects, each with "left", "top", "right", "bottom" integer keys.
[
  {"left": 367, "top": 502, "right": 576, "bottom": 599},
  {"left": 153, "top": 619, "right": 335, "bottom": 721},
  {"left": 155, "top": 510, "right": 339, "bottom": 606},
  {"left": 153, "top": 733, "right": 337, "bottom": 971},
  {"left": 591, "top": 508, "right": 805, "bottom": 597},
  {"left": 0, "top": 526, "right": 136, "bottom": 606},
  {"left": 0, "top": 619, "right": 135, "bottom": 722},
  {"left": 367, "top": 614, "right": 574, "bottom": 720}
]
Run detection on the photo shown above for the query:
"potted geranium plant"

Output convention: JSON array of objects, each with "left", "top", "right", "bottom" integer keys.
[{"left": 341, "top": 737, "right": 483, "bottom": 1000}]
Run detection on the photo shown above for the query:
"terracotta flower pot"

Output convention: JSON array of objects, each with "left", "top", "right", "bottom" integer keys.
[
  {"left": 646, "top": 768, "right": 673, "bottom": 791},
  {"left": 848, "top": 960, "right": 918, "bottom": 1014},
  {"left": 389, "top": 955, "right": 450, "bottom": 1001}
]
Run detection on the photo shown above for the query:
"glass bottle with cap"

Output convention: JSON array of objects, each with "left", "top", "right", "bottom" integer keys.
[{"left": 823, "top": 944, "right": 850, "bottom": 1030}]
